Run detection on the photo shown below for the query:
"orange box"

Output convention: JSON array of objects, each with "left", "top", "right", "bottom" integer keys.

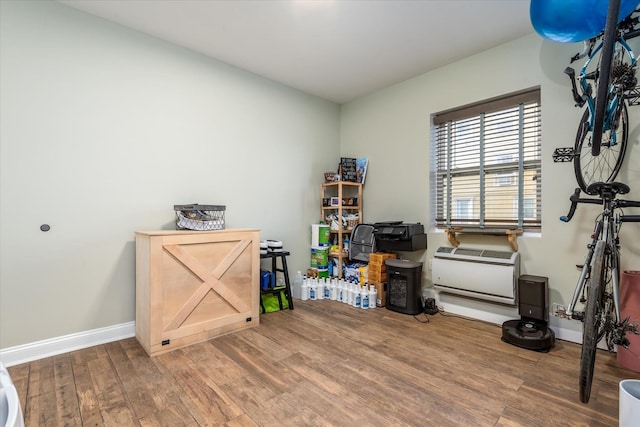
[
  {"left": 369, "top": 252, "right": 397, "bottom": 264},
  {"left": 368, "top": 271, "right": 387, "bottom": 283},
  {"left": 367, "top": 262, "right": 386, "bottom": 275}
]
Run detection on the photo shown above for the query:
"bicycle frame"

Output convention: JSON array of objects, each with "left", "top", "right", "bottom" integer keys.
[
  {"left": 561, "top": 183, "right": 640, "bottom": 402},
  {"left": 566, "top": 198, "right": 620, "bottom": 323},
  {"left": 561, "top": 183, "right": 640, "bottom": 342},
  {"left": 563, "top": 14, "right": 639, "bottom": 193},
  {"left": 577, "top": 36, "right": 636, "bottom": 144}
]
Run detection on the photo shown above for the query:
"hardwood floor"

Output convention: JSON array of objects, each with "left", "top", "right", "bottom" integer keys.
[{"left": 8, "top": 299, "right": 640, "bottom": 426}]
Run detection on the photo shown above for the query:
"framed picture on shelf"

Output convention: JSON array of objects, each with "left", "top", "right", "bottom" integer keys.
[
  {"left": 356, "top": 157, "right": 368, "bottom": 184},
  {"left": 330, "top": 197, "right": 340, "bottom": 206},
  {"left": 339, "top": 157, "right": 357, "bottom": 182}
]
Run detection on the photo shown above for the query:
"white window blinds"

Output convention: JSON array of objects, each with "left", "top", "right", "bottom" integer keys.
[{"left": 433, "top": 88, "right": 542, "bottom": 231}]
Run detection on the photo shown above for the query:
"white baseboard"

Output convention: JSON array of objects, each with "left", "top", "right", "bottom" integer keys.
[
  {"left": 0, "top": 322, "right": 135, "bottom": 367},
  {"left": 0, "top": 304, "right": 599, "bottom": 368},
  {"left": 440, "top": 300, "right": 516, "bottom": 326},
  {"left": 440, "top": 300, "right": 583, "bottom": 346}
]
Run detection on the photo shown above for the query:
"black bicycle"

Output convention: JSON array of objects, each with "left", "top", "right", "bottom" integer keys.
[{"left": 561, "top": 182, "right": 640, "bottom": 403}]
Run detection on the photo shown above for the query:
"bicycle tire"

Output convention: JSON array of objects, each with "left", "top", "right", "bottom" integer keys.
[
  {"left": 592, "top": 0, "right": 621, "bottom": 156},
  {"left": 579, "top": 240, "right": 606, "bottom": 404},
  {"left": 574, "top": 103, "right": 628, "bottom": 192}
]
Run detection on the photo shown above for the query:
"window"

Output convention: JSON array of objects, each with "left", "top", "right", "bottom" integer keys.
[
  {"left": 513, "top": 195, "right": 536, "bottom": 220},
  {"left": 453, "top": 197, "right": 474, "bottom": 220},
  {"left": 432, "top": 88, "right": 542, "bottom": 231},
  {"left": 495, "top": 172, "right": 516, "bottom": 187},
  {"left": 494, "top": 154, "right": 516, "bottom": 186}
]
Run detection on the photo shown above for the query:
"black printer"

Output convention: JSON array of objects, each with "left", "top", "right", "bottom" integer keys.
[{"left": 373, "top": 221, "right": 427, "bottom": 252}]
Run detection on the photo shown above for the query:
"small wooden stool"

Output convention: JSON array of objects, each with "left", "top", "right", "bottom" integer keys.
[{"left": 260, "top": 251, "right": 294, "bottom": 312}]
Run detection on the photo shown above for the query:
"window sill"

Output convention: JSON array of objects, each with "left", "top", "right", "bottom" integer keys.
[{"left": 444, "top": 227, "right": 523, "bottom": 251}]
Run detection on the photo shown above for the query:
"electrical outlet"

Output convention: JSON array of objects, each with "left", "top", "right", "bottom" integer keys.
[
  {"left": 428, "top": 258, "right": 433, "bottom": 271},
  {"left": 551, "top": 303, "right": 568, "bottom": 318}
]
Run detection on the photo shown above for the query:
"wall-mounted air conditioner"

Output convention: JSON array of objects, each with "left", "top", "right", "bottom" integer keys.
[{"left": 432, "top": 246, "right": 520, "bottom": 305}]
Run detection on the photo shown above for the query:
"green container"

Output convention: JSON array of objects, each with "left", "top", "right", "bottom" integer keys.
[
  {"left": 312, "top": 224, "right": 331, "bottom": 247},
  {"left": 311, "top": 246, "right": 329, "bottom": 268}
]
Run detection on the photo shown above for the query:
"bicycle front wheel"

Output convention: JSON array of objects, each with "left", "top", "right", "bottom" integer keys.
[
  {"left": 591, "top": 0, "right": 621, "bottom": 156},
  {"left": 579, "top": 240, "right": 606, "bottom": 404},
  {"left": 574, "top": 104, "right": 628, "bottom": 193}
]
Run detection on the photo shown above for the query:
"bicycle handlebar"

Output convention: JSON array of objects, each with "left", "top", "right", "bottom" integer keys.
[
  {"left": 560, "top": 188, "right": 601, "bottom": 222},
  {"left": 621, "top": 214, "right": 640, "bottom": 222},
  {"left": 619, "top": 200, "right": 640, "bottom": 208},
  {"left": 560, "top": 187, "right": 640, "bottom": 223},
  {"left": 620, "top": 8, "right": 640, "bottom": 40},
  {"left": 623, "top": 27, "right": 640, "bottom": 41}
]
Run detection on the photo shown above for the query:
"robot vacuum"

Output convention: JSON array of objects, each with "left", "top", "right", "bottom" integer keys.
[
  {"left": 502, "top": 275, "right": 556, "bottom": 352},
  {"left": 502, "top": 319, "right": 555, "bottom": 352}
]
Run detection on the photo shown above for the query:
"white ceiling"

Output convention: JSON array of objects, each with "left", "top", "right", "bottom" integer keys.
[{"left": 57, "top": 0, "right": 535, "bottom": 104}]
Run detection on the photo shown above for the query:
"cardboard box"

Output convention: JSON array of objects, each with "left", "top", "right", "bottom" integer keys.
[
  {"left": 368, "top": 270, "right": 387, "bottom": 283},
  {"left": 369, "top": 280, "right": 387, "bottom": 307},
  {"left": 369, "top": 252, "right": 397, "bottom": 264},
  {"left": 367, "top": 262, "right": 386, "bottom": 275}
]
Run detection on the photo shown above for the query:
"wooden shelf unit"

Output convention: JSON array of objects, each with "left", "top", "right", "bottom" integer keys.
[
  {"left": 321, "top": 181, "right": 362, "bottom": 278},
  {"left": 135, "top": 229, "right": 260, "bottom": 356}
]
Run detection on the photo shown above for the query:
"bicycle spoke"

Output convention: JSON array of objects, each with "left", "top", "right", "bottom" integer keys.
[
  {"left": 574, "top": 105, "right": 628, "bottom": 192},
  {"left": 580, "top": 142, "right": 618, "bottom": 180}
]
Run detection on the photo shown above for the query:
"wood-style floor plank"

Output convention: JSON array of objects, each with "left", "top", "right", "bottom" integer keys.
[{"left": 7, "top": 299, "right": 640, "bottom": 426}]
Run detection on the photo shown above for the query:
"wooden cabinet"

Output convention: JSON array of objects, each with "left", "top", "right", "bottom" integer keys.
[
  {"left": 135, "top": 229, "right": 260, "bottom": 356},
  {"left": 321, "top": 182, "right": 362, "bottom": 278}
]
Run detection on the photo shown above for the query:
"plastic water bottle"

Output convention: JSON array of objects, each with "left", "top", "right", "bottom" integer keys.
[
  {"left": 293, "top": 271, "right": 303, "bottom": 300},
  {"left": 369, "top": 284, "right": 377, "bottom": 309},
  {"left": 361, "top": 286, "right": 369, "bottom": 309},
  {"left": 353, "top": 284, "right": 361, "bottom": 308},
  {"left": 309, "top": 278, "right": 317, "bottom": 301}
]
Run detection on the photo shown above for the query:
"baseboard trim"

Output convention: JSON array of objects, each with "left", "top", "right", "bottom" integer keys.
[
  {"left": 0, "top": 304, "right": 598, "bottom": 367},
  {"left": 0, "top": 322, "right": 135, "bottom": 367},
  {"left": 440, "top": 301, "right": 583, "bottom": 346}
]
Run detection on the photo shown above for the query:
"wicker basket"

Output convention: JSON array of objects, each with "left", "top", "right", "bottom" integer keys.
[
  {"left": 324, "top": 172, "right": 339, "bottom": 182},
  {"left": 174, "top": 204, "right": 225, "bottom": 231}
]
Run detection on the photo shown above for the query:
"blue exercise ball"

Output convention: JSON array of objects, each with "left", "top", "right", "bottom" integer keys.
[{"left": 530, "top": 0, "right": 639, "bottom": 43}]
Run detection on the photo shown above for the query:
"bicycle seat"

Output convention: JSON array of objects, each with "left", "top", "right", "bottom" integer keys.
[{"left": 585, "top": 181, "right": 630, "bottom": 197}]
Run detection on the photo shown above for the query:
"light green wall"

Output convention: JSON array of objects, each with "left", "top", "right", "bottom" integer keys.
[
  {"left": 3, "top": 0, "right": 640, "bottom": 351},
  {"left": 340, "top": 33, "right": 640, "bottom": 332},
  {"left": 0, "top": 0, "right": 339, "bottom": 348}
]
